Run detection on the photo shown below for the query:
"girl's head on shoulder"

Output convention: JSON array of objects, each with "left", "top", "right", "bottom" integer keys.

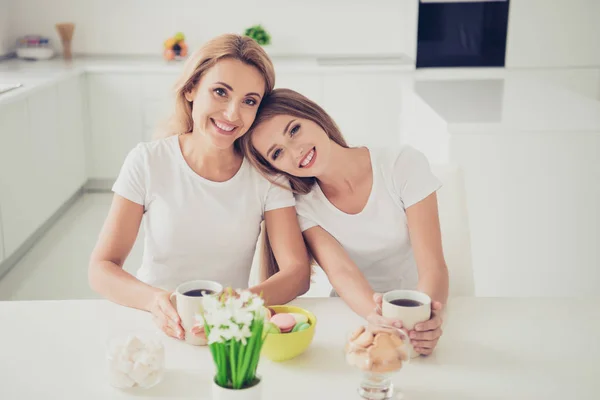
[{"left": 240, "top": 88, "right": 349, "bottom": 194}]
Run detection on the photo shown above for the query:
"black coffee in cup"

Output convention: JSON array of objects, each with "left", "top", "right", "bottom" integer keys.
[
  {"left": 183, "top": 289, "right": 215, "bottom": 297},
  {"left": 389, "top": 299, "right": 423, "bottom": 307}
]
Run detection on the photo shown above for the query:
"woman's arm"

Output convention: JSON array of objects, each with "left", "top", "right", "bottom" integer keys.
[
  {"left": 249, "top": 206, "right": 311, "bottom": 305},
  {"left": 405, "top": 191, "right": 449, "bottom": 355},
  {"left": 303, "top": 226, "right": 386, "bottom": 321},
  {"left": 406, "top": 192, "right": 449, "bottom": 305},
  {"left": 89, "top": 195, "right": 183, "bottom": 338}
]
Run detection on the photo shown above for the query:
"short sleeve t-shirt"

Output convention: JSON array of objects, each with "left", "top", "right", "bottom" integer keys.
[
  {"left": 295, "top": 145, "right": 442, "bottom": 294},
  {"left": 112, "top": 135, "right": 295, "bottom": 291}
]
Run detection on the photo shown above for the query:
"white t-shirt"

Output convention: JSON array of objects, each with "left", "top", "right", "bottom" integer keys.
[
  {"left": 296, "top": 146, "right": 442, "bottom": 295},
  {"left": 112, "top": 135, "right": 295, "bottom": 291}
]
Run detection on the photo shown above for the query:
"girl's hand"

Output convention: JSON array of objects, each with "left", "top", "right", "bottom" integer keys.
[
  {"left": 409, "top": 301, "right": 444, "bottom": 356},
  {"left": 367, "top": 293, "right": 403, "bottom": 329}
]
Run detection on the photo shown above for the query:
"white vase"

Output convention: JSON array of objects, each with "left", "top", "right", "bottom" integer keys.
[{"left": 211, "top": 378, "right": 262, "bottom": 400}]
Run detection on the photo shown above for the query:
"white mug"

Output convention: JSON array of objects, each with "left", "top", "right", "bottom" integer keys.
[
  {"left": 382, "top": 290, "right": 431, "bottom": 358},
  {"left": 170, "top": 280, "right": 223, "bottom": 346}
]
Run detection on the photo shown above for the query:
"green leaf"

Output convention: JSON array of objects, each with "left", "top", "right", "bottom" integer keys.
[
  {"left": 224, "top": 344, "right": 230, "bottom": 387},
  {"left": 239, "top": 330, "right": 257, "bottom": 384},
  {"left": 230, "top": 341, "right": 239, "bottom": 389},
  {"left": 237, "top": 340, "right": 248, "bottom": 385},
  {"left": 247, "top": 321, "right": 265, "bottom": 381}
]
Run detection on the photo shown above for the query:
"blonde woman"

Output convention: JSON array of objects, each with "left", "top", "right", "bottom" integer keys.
[
  {"left": 89, "top": 36, "right": 310, "bottom": 341},
  {"left": 241, "top": 89, "right": 449, "bottom": 355}
]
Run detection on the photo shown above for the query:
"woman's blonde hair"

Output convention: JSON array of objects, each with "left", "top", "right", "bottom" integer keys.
[
  {"left": 240, "top": 88, "right": 350, "bottom": 279},
  {"left": 157, "top": 33, "right": 275, "bottom": 155},
  {"left": 240, "top": 88, "right": 349, "bottom": 195}
]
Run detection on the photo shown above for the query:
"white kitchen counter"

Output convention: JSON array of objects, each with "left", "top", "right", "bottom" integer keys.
[
  {"left": 0, "top": 297, "right": 598, "bottom": 399},
  {"left": 412, "top": 74, "right": 600, "bottom": 133}
]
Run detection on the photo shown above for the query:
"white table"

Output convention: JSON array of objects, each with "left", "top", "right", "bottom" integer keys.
[{"left": 1, "top": 297, "right": 598, "bottom": 399}]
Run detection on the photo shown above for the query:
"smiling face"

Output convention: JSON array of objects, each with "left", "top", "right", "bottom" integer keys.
[
  {"left": 250, "top": 114, "right": 334, "bottom": 178},
  {"left": 184, "top": 58, "right": 266, "bottom": 150}
]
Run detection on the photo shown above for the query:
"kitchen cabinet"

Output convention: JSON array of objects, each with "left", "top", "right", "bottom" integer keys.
[
  {"left": 275, "top": 72, "right": 324, "bottom": 104},
  {"left": 87, "top": 73, "right": 143, "bottom": 179},
  {"left": 0, "top": 207, "right": 4, "bottom": 262},
  {"left": 142, "top": 73, "right": 177, "bottom": 141},
  {"left": 321, "top": 71, "right": 404, "bottom": 148},
  {"left": 0, "top": 99, "right": 40, "bottom": 257},
  {"left": 0, "top": 75, "right": 86, "bottom": 260},
  {"left": 56, "top": 75, "right": 87, "bottom": 196},
  {"left": 28, "top": 85, "right": 65, "bottom": 226}
]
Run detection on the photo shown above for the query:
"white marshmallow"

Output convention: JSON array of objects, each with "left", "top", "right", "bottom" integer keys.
[
  {"left": 111, "top": 354, "right": 134, "bottom": 374},
  {"left": 138, "top": 370, "right": 162, "bottom": 388},
  {"left": 109, "top": 369, "right": 136, "bottom": 389},
  {"left": 124, "top": 335, "right": 145, "bottom": 354},
  {"left": 107, "top": 335, "right": 164, "bottom": 389},
  {"left": 137, "top": 352, "right": 161, "bottom": 370},
  {"left": 129, "top": 361, "right": 153, "bottom": 385}
]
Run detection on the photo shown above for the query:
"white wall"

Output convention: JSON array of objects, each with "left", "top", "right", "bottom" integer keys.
[
  {"left": 0, "top": 0, "right": 11, "bottom": 56},
  {"left": 506, "top": 0, "right": 600, "bottom": 68},
  {"left": 8, "top": 0, "right": 418, "bottom": 59}
]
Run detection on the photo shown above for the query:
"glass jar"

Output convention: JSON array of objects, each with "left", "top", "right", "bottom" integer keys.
[
  {"left": 106, "top": 333, "right": 165, "bottom": 389},
  {"left": 345, "top": 323, "right": 411, "bottom": 399}
]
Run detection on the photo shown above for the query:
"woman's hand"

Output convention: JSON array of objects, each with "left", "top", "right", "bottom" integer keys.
[
  {"left": 367, "top": 293, "right": 403, "bottom": 328},
  {"left": 149, "top": 291, "right": 184, "bottom": 340},
  {"left": 372, "top": 293, "right": 444, "bottom": 356},
  {"left": 409, "top": 301, "right": 444, "bottom": 356},
  {"left": 191, "top": 325, "right": 207, "bottom": 341}
]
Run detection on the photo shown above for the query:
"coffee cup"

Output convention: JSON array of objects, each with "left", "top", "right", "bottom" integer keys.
[
  {"left": 170, "top": 280, "right": 223, "bottom": 346},
  {"left": 382, "top": 290, "right": 431, "bottom": 358}
]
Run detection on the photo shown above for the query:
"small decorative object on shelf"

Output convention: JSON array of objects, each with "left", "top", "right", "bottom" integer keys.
[
  {"left": 198, "top": 288, "right": 267, "bottom": 400},
  {"left": 55, "top": 22, "right": 75, "bottom": 61},
  {"left": 16, "top": 35, "right": 54, "bottom": 61},
  {"left": 243, "top": 25, "right": 271, "bottom": 46},
  {"left": 163, "top": 32, "right": 188, "bottom": 61}
]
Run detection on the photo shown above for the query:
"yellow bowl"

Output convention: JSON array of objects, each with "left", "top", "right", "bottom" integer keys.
[{"left": 261, "top": 305, "right": 317, "bottom": 362}]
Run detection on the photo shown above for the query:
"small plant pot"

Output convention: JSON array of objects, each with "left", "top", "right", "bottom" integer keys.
[{"left": 212, "top": 377, "right": 262, "bottom": 400}]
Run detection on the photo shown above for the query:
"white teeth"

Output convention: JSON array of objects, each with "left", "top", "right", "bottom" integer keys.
[
  {"left": 214, "top": 120, "right": 235, "bottom": 132},
  {"left": 300, "top": 149, "right": 315, "bottom": 167}
]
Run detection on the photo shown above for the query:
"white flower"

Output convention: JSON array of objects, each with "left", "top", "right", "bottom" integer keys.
[
  {"left": 232, "top": 309, "right": 253, "bottom": 326},
  {"left": 202, "top": 294, "right": 220, "bottom": 313},
  {"left": 240, "top": 290, "right": 253, "bottom": 304},
  {"left": 205, "top": 307, "right": 233, "bottom": 328},
  {"left": 238, "top": 324, "right": 252, "bottom": 345},
  {"left": 208, "top": 327, "right": 225, "bottom": 345},
  {"left": 246, "top": 297, "right": 264, "bottom": 313},
  {"left": 202, "top": 288, "right": 267, "bottom": 345},
  {"left": 221, "top": 322, "right": 241, "bottom": 341},
  {"left": 224, "top": 295, "right": 244, "bottom": 311}
]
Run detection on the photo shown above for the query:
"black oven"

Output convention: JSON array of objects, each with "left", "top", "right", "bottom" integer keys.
[{"left": 416, "top": 0, "right": 510, "bottom": 68}]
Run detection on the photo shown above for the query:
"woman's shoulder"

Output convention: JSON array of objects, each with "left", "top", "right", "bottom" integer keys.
[
  {"left": 368, "top": 144, "right": 415, "bottom": 163},
  {"left": 293, "top": 183, "right": 321, "bottom": 210},
  {"left": 368, "top": 144, "right": 430, "bottom": 174},
  {"left": 128, "top": 135, "right": 180, "bottom": 163},
  {"left": 242, "top": 164, "right": 284, "bottom": 188}
]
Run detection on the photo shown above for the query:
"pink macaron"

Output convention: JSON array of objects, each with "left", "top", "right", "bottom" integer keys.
[{"left": 270, "top": 313, "right": 296, "bottom": 333}]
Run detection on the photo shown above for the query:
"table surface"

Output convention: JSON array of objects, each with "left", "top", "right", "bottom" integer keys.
[{"left": 1, "top": 297, "right": 598, "bottom": 399}]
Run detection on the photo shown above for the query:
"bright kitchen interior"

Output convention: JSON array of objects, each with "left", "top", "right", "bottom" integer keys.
[{"left": 0, "top": 1, "right": 599, "bottom": 399}]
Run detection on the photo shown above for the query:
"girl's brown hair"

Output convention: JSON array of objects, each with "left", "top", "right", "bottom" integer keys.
[
  {"left": 240, "top": 88, "right": 350, "bottom": 279},
  {"left": 240, "top": 88, "right": 349, "bottom": 195},
  {"left": 157, "top": 33, "right": 275, "bottom": 155}
]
